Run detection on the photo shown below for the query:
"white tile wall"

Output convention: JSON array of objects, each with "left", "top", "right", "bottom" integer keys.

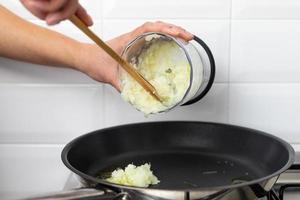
[
  {"left": 0, "top": 57, "right": 97, "bottom": 84},
  {"left": 35, "top": 20, "right": 102, "bottom": 43},
  {"left": 0, "top": 144, "right": 68, "bottom": 200},
  {"left": 0, "top": 85, "right": 104, "bottom": 144},
  {"left": 102, "top": 0, "right": 231, "bottom": 19},
  {"left": 229, "top": 84, "right": 300, "bottom": 143},
  {"left": 232, "top": 0, "right": 300, "bottom": 19},
  {"left": 1, "top": 0, "right": 300, "bottom": 198},
  {"left": 230, "top": 20, "right": 300, "bottom": 83}
]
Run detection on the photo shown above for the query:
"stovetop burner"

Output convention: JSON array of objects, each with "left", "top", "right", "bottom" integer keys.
[{"left": 271, "top": 164, "right": 300, "bottom": 200}]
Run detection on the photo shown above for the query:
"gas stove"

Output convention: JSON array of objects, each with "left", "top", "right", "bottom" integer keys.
[
  {"left": 61, "top": 165, "right": 300, "bottom": 200},
  {"left": 271, "top": 164, "right": 300, "bottom": 200}
]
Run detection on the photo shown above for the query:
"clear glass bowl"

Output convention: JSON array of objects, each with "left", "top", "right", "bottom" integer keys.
[{"left": 119, "top": 32, "right": 215, "bottom": 112}]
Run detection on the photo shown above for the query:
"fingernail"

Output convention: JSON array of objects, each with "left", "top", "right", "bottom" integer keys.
[
  {"left": 46, "top": 15, "right": 60, "bottom": 25},
  {"left": 184, "top": 30, "right": 194, "bottom": 40},
  {"left": 88, "top": 14, "right": 93, "bottom": 26}
]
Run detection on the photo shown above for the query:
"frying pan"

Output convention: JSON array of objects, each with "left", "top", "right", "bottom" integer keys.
[{"left": 27, "top": 121, "right": 294, "bottom": 200}]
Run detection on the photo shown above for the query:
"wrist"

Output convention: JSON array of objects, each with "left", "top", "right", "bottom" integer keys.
[
  {"left": 71, "top": 42, "right": 91, "bottom": 73},
  {"left": 71, "top": 39, "right": 122, "bottom": 91}
]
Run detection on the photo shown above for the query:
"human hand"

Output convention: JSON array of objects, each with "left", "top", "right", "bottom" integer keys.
[
  {"left": 20, "top": 0, "right": 93, "bottom": 26},
  {"left": 76, "top": 21, "right": 193, "bottom": 91}
]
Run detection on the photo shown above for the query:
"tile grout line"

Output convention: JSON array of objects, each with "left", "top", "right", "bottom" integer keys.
[
  {"left": 2, "top": 142, "right": 300, "bottom": 146},
  {"left": 227, "top": 0, "right": 233, "bottom": 124},
  {"left": 3, "top": 82, "right": 300, "bottom": 87},
  {"left": 0, "top": 83, "right": 102, "bottom": 87},
  {"left": 2, "top": 81, "right": 300, "bottom": 87},
  {"left": 0, "top": 143, "right": 65, "bottom": 147},
  {"left": 102, "top": 18, "right": 231, "bottom": 21},
  {"left": 102, "top": 18, "right": 300, "bottom": 21},
  {"left": 103, "top": 17, "right": 232, "bottom": 20},
  {"left": 100, "top": 0, "right": 107, "bottom": 128}
]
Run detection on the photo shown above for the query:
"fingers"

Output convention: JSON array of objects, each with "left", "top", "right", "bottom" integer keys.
[
  {"left": 26, "top": 0, "right": 69, "bottom": 12},
  {"left": 20, "top": 0, "right": 47, "bottom": 20},
  {"left": 75, "top": 4, "right": 93, "bottom": 26},
  {"left": 45, "top": 0, "right": 78, "bottom": 25},
  {"left": 20, "top": 0, "right": 93, "bottom": 26},
  {"left": 161, "top": 22, "right": 194, "bottom": 41},
  {"left": 133, "top": 21, "right": 193, "bottom": 41}
]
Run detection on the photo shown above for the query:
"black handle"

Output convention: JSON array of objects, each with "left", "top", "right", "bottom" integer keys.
[{"left": 182, "top": 35, "right": 216, "bottom": 105}]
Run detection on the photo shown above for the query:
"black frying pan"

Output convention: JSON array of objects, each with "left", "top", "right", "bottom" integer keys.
[{"left": 49, "top": 121, "right": 293, "bottom": 200}]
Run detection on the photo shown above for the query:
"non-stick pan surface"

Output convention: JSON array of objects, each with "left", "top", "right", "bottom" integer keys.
[{"left": 62, "top": 121, "right": 294, "bottom": 192}]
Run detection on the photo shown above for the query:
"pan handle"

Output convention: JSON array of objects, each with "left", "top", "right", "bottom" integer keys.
[{"left": 23, "top": 188, "right": 129, "bottom": 200}]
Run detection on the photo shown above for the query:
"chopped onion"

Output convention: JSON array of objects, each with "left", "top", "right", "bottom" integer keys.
[
  {"left": 106, "top": 163, "right": 160, "bottom": 187},
  {"left": 121, "top": 38, "right": 190, "bottom": 115}
]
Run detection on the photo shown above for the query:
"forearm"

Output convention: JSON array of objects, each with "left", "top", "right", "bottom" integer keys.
[
  {"left": 0, "top": 5, "right": 81, "bottom": 69},
  {"left": 0, "top": 5, "right": 194, "bottom": 90}
]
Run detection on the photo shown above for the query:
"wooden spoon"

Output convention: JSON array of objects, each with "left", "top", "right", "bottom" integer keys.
[{"left": 69, "top": 15, "right": 161, "bottom": 102}]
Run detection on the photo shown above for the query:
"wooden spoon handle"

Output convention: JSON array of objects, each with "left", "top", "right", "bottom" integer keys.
[{"left": 69, "top": 15, "right": 161, "bottom": 102}]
